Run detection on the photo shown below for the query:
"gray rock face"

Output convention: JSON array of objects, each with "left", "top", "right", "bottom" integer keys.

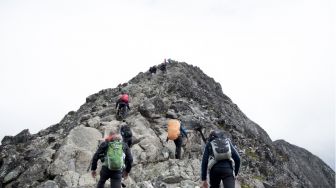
[
  {"left": 0, "top": 61, "right": 334, "bottom": 188},
  {"left": 273, "top": 140, "right": 335, "bottom": 188}
]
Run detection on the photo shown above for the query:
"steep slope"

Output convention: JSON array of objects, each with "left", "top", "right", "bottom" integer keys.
[
  {"left": 0, "top": 61, "right": 334, "bottom": 188},
  {"left": 273, "top": 140, "right": 335, "bottom": 188}
]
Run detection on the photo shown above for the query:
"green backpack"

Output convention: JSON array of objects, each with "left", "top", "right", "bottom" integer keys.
[{"left": 104, "top": 141, "right": 125, "bottom": 170}]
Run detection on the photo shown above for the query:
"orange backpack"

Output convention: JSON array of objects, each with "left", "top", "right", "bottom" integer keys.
[{"left": 167, "top": 119, "right": 181, "bottom": 140}]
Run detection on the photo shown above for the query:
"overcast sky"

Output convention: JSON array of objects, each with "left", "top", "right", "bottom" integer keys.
[{"left": 0, "top": 0, "right": 334, "bottom": 169}]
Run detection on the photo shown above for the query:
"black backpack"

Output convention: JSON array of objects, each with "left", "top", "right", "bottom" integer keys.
[{"left": 121, "top": 125, "right": 132, "bottom": 138}]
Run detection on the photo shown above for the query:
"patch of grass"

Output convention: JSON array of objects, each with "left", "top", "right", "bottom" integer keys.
[
  {"left": 241, "top": 183, "right": 252, "bottom": 188},
  {"left": 245, "top": 148, "right": 258, "bottom": 160},
  {"left": 253, "top": 175, "right": 265, "bottom": 181}
]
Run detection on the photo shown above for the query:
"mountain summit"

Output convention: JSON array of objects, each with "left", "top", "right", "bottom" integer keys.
[{"left": 0, "top": 61, "right": 334, "bottom": 188}]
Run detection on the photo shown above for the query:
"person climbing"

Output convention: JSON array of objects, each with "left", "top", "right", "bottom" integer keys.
[
  {"left": 116, "top": 90, "right": 130, "bottom": 119},
  {"left": 149, "top": 65, "right": 157, "bottom": 74},
  {"left": 159, "top": 62, "right": 167, "bottom": 73},
  {"left": 200, "top": 130, "right": 240, "bottom": 188},
  {"left": 91, "top": 129, "right": 133, "bottom": 188},
  {"left": 120, "top": 120, "right": 133, "bottom": 148},
  {"left": 166, "top": 112, "right": 188, "bottom": 159}
]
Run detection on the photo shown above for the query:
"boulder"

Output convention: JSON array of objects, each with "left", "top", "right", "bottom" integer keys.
[
  {"left": 49, "top": 126, "right": 101, "bottom": 176},
  {"left": 87, "top": 116, "right": 101, "bottom": 128},
  {"left": 37, "top": 180, "right": 59, "bottom": 188}
]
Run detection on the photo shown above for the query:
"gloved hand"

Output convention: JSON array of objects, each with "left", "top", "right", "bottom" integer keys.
[
  {"left": 91, "top": 171, "right": 97, "bottom": 178},
  {"left": 201, "top": 181, "right": 208, "bottom": 188},
  {"left": 122, "top": 171, "right": 129, "bottom": 179}
]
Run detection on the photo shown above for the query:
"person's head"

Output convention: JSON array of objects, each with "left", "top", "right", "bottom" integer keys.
[
  {"left": 208, "top": 130, "right": 225, "bottom": 142},
  {"left": 166, "top": 111, "right": 178, "bottom": 119},
  {"left": 108, "top": 129, "right": 117, "bottom": 136},
  {"left": 105, "top": 128, "right": 121, "bottom": 141}
]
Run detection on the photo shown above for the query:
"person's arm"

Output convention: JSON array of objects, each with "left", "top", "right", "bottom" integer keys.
[
  {"left": 120, "top": 126, "right": 125, "bottom": 137},
  {"left": 180, "top": 125, "right": 188, "bottom": 138},
  {"left": 127, "top": 103, "right": 130, "bottom": 110},
  {"left": 115, "top": 100, "right": 119, "bottom": 108},
  {"left": 230, "top": 142, "right": 240, "bottom": 176},
  {"left": 123, "top": 143, "right": 133, "bottom": 173},
  {"left": 201, "top": 143, "right": 210, "bottom": 181},
  {"left": 91, "top": 142, "right": 108, "bottom": 171}
]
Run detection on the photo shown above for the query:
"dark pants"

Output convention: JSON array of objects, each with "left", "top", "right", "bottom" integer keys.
[
  {"left": 209, "top": 167, "right": 235, "bottom": 188},
  {"left": 123, "top": 137, "right": 132, "bottom": 148},
  {"left": 174, "top": 136, "right": 183, "bottom": 159},
  {"left": 97, "top": 166, "right": 122, "bottom": 188},
  {"left": 117, "top": 104, "right": 125, "bottom": 114}
]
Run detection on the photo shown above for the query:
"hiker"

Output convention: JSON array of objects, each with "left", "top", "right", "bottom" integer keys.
[
  {"left": 149, "top": 66, "right": 157, "bottom": 74},
  {"left": 91, "top": 129, "right": 133, "bottom": 188},
  {"left": 166, "top": 112, "right": 188, "bottom": 159},
  {"left": 120, "top": 120, "right": 133, "bottom": 148},
  {"left": 116, "top": 90, "right": 130, "bottom": 118},
  {"left": 201, "top": 130, "right": 240, "bottom": 188},
  {"left": 118, "top": 83, "right": 128, "bottom": 92},
  {"left": 159, "top": 62, "right": 167, "bottom": 73}
]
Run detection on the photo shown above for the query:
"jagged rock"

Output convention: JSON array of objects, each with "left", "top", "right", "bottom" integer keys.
[
  {"left": 1, "top": 129, "right": 31, "bottom": 145},
  {"left": 139, "top": 101, "right": 155, "bottom": 118},
  {"left": 136, "top": 181, "right": 154, "bottom": 188},
  {"left": 54, "top": 171, "right": 80, "bottom": 187},
  {"left": 1, "top": 137, "right": 13, "bottom": 146},
  {"left": 87, "top": 116, "right": 100, "bottom": 128},
  {"left": 37, "top": 180, "right": 59, "bottom": 188},
  {"left": 3, "top": 166, "right": 23, "bottom": 184},
  {"left": 0, "top": 61, "right": 334, "bottom": 188},
  {"left": 49, "top": 126, "right": 101, "bottom": 177},
  {"left": 166, "top": 111, "right": 178, "bottom": 119},
  {"left": 79, "top": 114, "right": 91, "bottom": 123},
  {"left": 273, "top": 140, "right": 335, "bottom": 188}
]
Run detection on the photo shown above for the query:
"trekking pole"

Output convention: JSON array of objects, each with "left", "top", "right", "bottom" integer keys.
[
  {"left": 196, "top": 127, "right": 206, "bottom": 143},
  {"left": 87, "top": 159, "right": 93, "bottom": 172}
]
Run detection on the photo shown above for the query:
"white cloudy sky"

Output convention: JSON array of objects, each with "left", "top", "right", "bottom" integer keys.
[{"left": 0, "top": 0, "right": 334, "bottom": 169}]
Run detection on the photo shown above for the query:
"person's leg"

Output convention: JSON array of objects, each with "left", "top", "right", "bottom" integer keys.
[
  {"left": 209, "top": 168, "right": 221, "bottom": 188},
  {"left": 222, "top": 168, "right": 235, "bottom": 188},
  {"left": 127, "top": 138, "right": 132, "bottom": 148},
  {"left": 109, "top": 171, "right": 122, "bottom": 188},
  {"left": 117, "top": 106, "right": 121, "bottom": 116},
  {"left": 123, "top": 137, "right": 132, "bottom": 148},
  {"left": 97, "top": 167, "right": 110, "bottom": 188},
  {"left": 174, "top": 136, "right": 183, "bottom": 159}
]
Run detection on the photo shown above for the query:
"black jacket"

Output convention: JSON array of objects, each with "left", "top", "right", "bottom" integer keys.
[
  {"left": 91, "top": 140, "right": 133, "bottom": 173},
  {"left": 201, "top": 139, "right": 240, "bottom": 181},
  {"left": 116, "top": 99, "right": 130, "bottom": 110}
]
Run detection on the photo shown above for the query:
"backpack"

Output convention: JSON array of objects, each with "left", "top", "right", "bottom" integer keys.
[
  {"left": 120, "top": 94, "right": 129, "bottom": 103},
  {"left": 104, "top": 141, "right": 125, "bottom": 170},
  {"left": 121, "top": 125, "right": 132, "bottom": 138},
  {"left": 167, "top": 119, "right": 180, "bottom": 140},
  {"left": 208, "top": 138, "right": 234, "bottom": 170}
]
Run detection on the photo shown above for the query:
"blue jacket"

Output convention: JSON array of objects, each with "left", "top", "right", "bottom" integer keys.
[
  {"left": 201, "top": 139, "right": 240, "bottom": 181},
  {"left": 180, "top": 124, "right": 188, "bottom": 138}
]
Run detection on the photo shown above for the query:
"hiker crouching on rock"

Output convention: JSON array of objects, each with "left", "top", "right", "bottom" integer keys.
[
  {"left": 91, "top": 129, "right": 133, "bottom": 188},
  {"left": 120, "top": 120, "right": 133, "bottom": 148}
]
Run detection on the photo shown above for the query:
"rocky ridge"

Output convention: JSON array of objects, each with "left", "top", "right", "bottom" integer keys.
[{"left": 0, "top": 61, "right": 334, "bottom": 188}]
